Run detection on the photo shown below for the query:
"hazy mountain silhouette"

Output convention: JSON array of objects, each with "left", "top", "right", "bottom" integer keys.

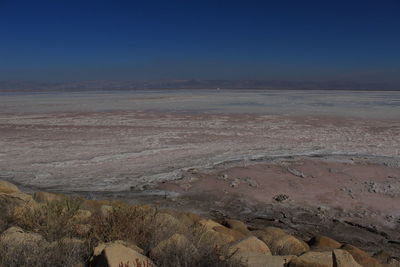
[{"left": 0, "top": 80, "right": 399, "bottom": 92}]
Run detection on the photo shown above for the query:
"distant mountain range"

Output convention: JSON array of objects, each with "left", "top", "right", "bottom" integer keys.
[{"left": 0, "top": 80, "right": 399, "bottom": 92}]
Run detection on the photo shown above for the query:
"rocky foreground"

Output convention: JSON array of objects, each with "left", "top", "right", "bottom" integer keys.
[{"left": 0, "top": 180, "right": 399, "bottom": 267}]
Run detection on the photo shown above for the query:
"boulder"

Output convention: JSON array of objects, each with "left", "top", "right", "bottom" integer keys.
[
  {"left": 0, "top": 180, "right": 20, "bottom": 194},
  {"left": 150, "top": 233, "right": 195, "bottom": 259},
  {"left": 213, "top": 225, "right": 246, "bottom": 241},
  {"left": 252, "top": 227, "right": 287, "bottom": 246},
  {"left": 153, "top": 212, "right": 186, "bottom": 233},
  {"left": 0, "top": 191, "right": 34, "bottom": 218},
  {"left": 232, "top": 252, "right": 296, "bottom": 267},
  {"left": 100, "top": 205, "right": 114, "bottom": 218},
  {"left": 341, "top": 244, "right": 381, "bottom": 267},
  {"left": 80, "top": 199, "right": 112, "bottom": 213},
  {"left": 93, "top": 240, "right": 144, "bottom": 255},
  {"left": 71, "top": 209, "right": 92, "bottom": 223},
  {"left": 159, "top": 208, "right": 201, "bottom": 226},
  {"left": 272, "top": 235, "right": 309, "bottom": 256},
  {"left": 203, "top": 226, "right": 236, "bottom": 246},
  {"left": 184, "top": 212, "right": 202, "bottom": 223},
  {"left": 197, "top": 219, "right": 238, "bottom": 245},
  {"left": 308, "top": 235, "right": 341, "bottom": 250},
  {"left": 223, "top": 219, "right": 252, "bottom": 236},
  {"left": 253, "top": 228, "right": 309, "bottom": 256},
  {"left": 289, "top": 251, "right": 333, "bottom": 267},
  {"left": 227, "top": 236, "right": 272, "bottom": 256},
  {"left": 333, "top": 249, "right": 362, "bottom": 267},
  {"left": 198, "top": 219, "right": 223, "bottom": 231},
  {"left": 33, "top": 191, "right": 66, "bottom": 203},
  {"left": 91, "top": 242, "right": 153, "bottom": 267},
  {"left": 0, "top": 226, "right": 44, "bottom": 246}
]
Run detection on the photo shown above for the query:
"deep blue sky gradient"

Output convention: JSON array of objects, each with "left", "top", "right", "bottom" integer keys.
[{"left": 1, "top": 0, "right": 399, "bottom": 82}]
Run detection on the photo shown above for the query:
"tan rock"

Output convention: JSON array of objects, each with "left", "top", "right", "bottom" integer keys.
[
  {"left": 158, "top": 208, "right": 200, "bottom": 226},
  {"left": 233, "top": 252, "right": 296, "bottom": 267},
  {"left": 0, "top": 180, "right": 20, "bottom": 194},
  {"left": 223, "top": 219, "right": 252, "bottom": 236},
  {"left": 100, "top": 205, "right": 114, "bottom": 218},
  {"left": 227, "top": 236, "right": 272, "bottom": 256},
  {"left": 333, "top": 249, "right": 362, "bottom": 267},
  {"left": 309, "top": 235, "right": 342, "bottom": 250},
  {"left": 153, "top": 212, "right": 185, "bottom": 232},
  {"left": 33, "top": 191, "right": 65, "bottom": 203},
  {"left": 198, "top": 219, "right": 223, "bottom": 231},
  {"left": 80, "top": 199, "right": 112, "bottom": 213},
  {"left": 253, "top": 227, "right": 308, "bottom": 256},
  {"left": 184, "top": 212, "right": 202, "bottom": 223},
  {"left": 111, "top": 240, "right": 144, "bottom": 254},
  {"left": 273, "top": 234, "right": 309, "bottom": 256},
  {"left": 93, "top": 240, "right": 143, "bottom": 257},
  {"left": 150, "top": 233, "right": 195, "bottom": 259},
  {"left": 341, "top": 244, "right": 381, "bottom": 267},
  {"left": 0, "top": 191, "right": 34, "bottom": 218},
  {"left": 213, "top": 225, "right": 246, "bottom": 241},
  {"left": 196, "top": 218, "right": 238, "bottom": 245},
  {"left": 0, "top": 226, "right": 44, "bottom": 246},
  {"left": 289, "top": 251, "right": 333, "bottom": 267},
  {"left": 71, "top": 209, "right": 92, "bottom": 223},
  {"left": 252, "top": 227, "right": 287, "bottom": 246},
  {"left": 203, "top": 226, "right": 236, "bottom": 246},
  {"left": 91, "top": 242, "right": 153, "bottom": 267}
]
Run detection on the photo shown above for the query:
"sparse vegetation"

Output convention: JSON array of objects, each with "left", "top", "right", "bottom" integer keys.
[
  {"left": 0, "top": 238, "right": 88, "bottom": 267},
  {"left": 13, "top": 197, "right": 83, "bottom": 241},
  {"left": 0, "top": 195, "right": 243, "bottom": 267},
  {"left": 1, "top": 182, "right": 396, "bottom": 267}
]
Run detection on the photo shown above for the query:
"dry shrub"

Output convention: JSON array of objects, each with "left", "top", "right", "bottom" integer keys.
[
  {"left": 0, "top": 238, "right": 88, "bottom": 267},
  {"left": 150, "top": 224, "right": 244, "bottom": 267},
  {"left": 88, "top": 203, "right": 157, "bottom": 251},
  {"left": 5, "top": 198, "right": 243, "bottom": 267},
  {"left": 13, "top": 197, "right": 83, "bottom": 241}
]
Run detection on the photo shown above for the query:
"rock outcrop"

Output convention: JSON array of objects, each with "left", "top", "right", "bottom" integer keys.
[
  {"left": 289, "top": 251, "right": 333, "bottom": 267},
  {"left": 150, "top": 233, "right": 195, "bottom": 259},
  {"left": 90, "top": 242, "right": 154, "bottom": 267},
  {"left": 341, "top": 244, "right": 382, "bottom": 267},
  {"left": 308, "top": 235, "right": 342, "bottom": 250},
  {"left": 227, "top": 236, "right": 272, "bottom": 256},
  {"left": 253, "top": 227, "right": 309, "bottom": 256},
  {"left": 0, "top": 180, "right": 20, "bottom": 194}
]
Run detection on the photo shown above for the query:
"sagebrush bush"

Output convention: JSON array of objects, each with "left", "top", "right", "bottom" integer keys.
[
  {"left": 87, "top": 203, "right": 156, "bottom": 250},
  {"left": 3, "top": 197, "right": 244, "bottom": 267},
  {"left": 0, "top": 238, "right": 89, "bottom": 267},
  {"left": 150, "top": 225, "right": 243, "bottom": 267},
  {"left": 13, "top": 197, "right": 83, "bottom": 241}
]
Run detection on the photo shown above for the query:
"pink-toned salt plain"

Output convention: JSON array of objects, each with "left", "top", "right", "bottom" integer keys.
[{"left": 1, "top": 90, "right": 400, "bottom": 253}]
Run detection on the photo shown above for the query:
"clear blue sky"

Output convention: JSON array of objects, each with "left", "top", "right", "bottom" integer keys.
[{"left": 1, "top": 0, "right": 399, "bottom": 83}]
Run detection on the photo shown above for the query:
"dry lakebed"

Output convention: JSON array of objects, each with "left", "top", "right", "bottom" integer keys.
[{"left": 0, "top": 89, "right": 399, "bottom": 255}]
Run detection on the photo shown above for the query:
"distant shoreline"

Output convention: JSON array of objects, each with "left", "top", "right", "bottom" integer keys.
[
  {"left": 1, "top": 79, "right": 399, "bottom": 92},
  {"left": 2, "top": 87, "right": 400, "bottom": 93}
]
